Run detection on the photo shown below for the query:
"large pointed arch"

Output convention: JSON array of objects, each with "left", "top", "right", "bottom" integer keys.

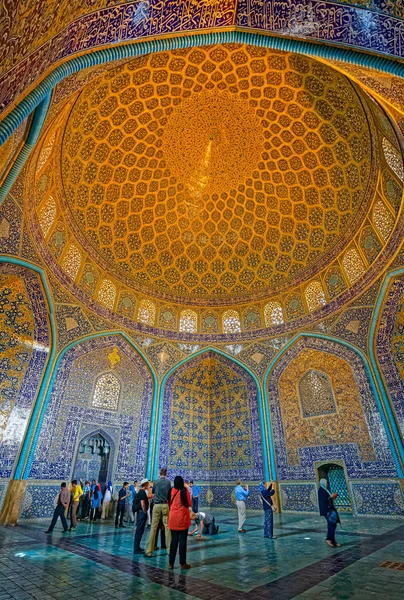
[
  {"left": 0, "top": 257, "right": 56, "bottom": 480},
  {"left": 263, "top": 332, "right": 403, "bottom": 479},
  {"left": 155, "top": 347, "right": 272, "bottom": 481},
  {"left": 370, "top": 267, "right": 404, "bottom": 470},
  {"left": 23, "top": 330, "right": 158, "bottom": 479}
]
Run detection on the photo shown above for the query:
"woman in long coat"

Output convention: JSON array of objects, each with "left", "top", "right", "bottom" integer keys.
[{"left": 318, "top": 478, "right": 341, "bottom": 547}]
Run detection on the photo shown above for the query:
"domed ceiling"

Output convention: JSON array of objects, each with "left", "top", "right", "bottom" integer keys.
[
  {"left": 28, "top": 43, "right": 403, "bottom": 336},
  {"left": 60, "top": 45, "right": 374, "bottom": 306}
]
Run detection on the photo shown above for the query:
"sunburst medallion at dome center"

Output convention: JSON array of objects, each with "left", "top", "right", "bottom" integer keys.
[{"left": 162, "top": 91, "right": 264, "bottom": 196}]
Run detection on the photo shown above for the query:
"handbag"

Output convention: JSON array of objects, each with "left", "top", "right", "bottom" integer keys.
[{"left": 326, "top": 509, "right": 338, "bottom": 524}]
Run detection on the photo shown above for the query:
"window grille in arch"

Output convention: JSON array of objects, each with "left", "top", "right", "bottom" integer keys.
[
  {"left": 305, "top": 281, "right": 326, "bottom": 312},
  {"left": 342, "top": 247, "right": 365, "bottom": 284},
  {"left": 222, "top": 310, "right": 241, "bottom": 333},
  {"left": 179, "top": 309, "right": 197, "bottom": 333},
  {"left": 138, "top": 299, "right": 156, "bottom": 326},
  {"left": 373, "top": 200, "right": 395, "bottom": 241},
  {"left": 264, "top": 302, "right": 284, "bottom": 326},
  {"left": 97, "top": 279, "right": 117, "bottom": 310},
  {"left": 38, "top": 195, "right": 56, "bottom": 237},
  {"left": 382, "top": 137, "right": 404, "bottom": 181},
  {"left": 298, "top": 370, "right": 336, "bottom": 418},
  {"left": 61, "top": 244, "right": 81, "bottom": 281},
  {"left": 92, "top": 373, "right": 120, "bottom": 411}
]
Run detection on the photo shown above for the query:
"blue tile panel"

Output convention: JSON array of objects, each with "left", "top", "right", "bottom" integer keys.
[
  {"left": 28, "top": 335, "right": 153, "bottom": 482},
  {"left": 350, "top": 481, "right": 404, "bottom": 516},
  {"left": 0, "top": 264, "right": 49, "bottom": 479},
  {"left": 158, "top": 351, "right": 264, "bottom": 483},
  {"left": 376, "top": 277, "right": 404, "bottom": 435},
  {"left": 280, "top": 483, "right": 318, "bottom": 513}
]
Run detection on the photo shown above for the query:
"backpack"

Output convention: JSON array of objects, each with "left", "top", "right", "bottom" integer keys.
[
  {"left": 132, "top": 492, "right": 141, "bottom": 513},
  {"left": 93, "top": 489, "right": 99, "bottom": 501}
]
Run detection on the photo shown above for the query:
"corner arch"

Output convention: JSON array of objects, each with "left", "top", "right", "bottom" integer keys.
[
  {"left": 155, "top": 347, "right": 272, "bottom": 481},
  {"left": 0, "top": 257, "right": 56, "bottom": 480},
  {"left": 22, "top": 330, "right": 158, "bottom": 479},
  {"left": 369, "top": 267, "right": 404, "bottom": 470},
  {"left": 263, "top": 332, "right": 403, "bottom": 479}
]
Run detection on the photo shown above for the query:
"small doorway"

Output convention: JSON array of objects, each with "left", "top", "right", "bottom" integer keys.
[
  {"left": 315, "top": 461, "right": 351, "bottom": 513},
  {"left": 73, "top": 433, "right": 111, "bottom": 487}
]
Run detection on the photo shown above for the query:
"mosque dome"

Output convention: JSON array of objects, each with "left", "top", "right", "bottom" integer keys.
[{"left": 28, "top": 44, "right": 401, "bottom": 335}]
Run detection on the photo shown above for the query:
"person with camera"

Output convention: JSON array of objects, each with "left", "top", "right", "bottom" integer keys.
[
  {"left": 259, "top": 481, "right": 277, "bottom": 539},
  {"left": 234, "top": 479, "right": 249, "bottom": 533}
]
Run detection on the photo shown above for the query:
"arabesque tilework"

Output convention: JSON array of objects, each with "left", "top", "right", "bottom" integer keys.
[
  {"left": 29, "top": 335, "right": 153, "bottom": 483},
  {"left": 0, "top": 265, "right": 49, "bottom": 479},
  {"left": 159, "top": 351, "right": 263, "bottom": 483},
  {"left": 268, "top": 337, "right": 397, "bottom": 481}
]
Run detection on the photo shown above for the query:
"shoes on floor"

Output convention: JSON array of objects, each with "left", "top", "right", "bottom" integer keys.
[
  {"left": 145, "top": 553, "right": 153, "bottom": 558},
  {"left": 181, "top": 564, "right": 191, "bottom": 569},
  {"left": 168, "top": 564, "right": 174, "bottom": 570},
  {"left": 119, "top": 524, "right": 126, "bottom": 528},
  {"left": 62, "top": 529, "right": 69, "bottom": 533},
  {"left": 238, "top": 529, "right": 246, "bottom": 533},
  {"left": 271, "top": 536, "right": 277, "bottom": 539},
  {"left": 69, "top": 527, "right": 76, "bottom": 532},
  {"left": 325, "top": 540, "right": 334, "bottom": 547},
  {"left": 334, "top": 543, "right": 341, "bottom": 547},
  {"left": 45, "top": 530, "right": 52, "bottom": 534}
]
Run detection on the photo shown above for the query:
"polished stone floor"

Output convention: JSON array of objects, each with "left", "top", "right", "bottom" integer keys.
[{"left": 0, "top": 509, "right": 403, "bottom": 599}]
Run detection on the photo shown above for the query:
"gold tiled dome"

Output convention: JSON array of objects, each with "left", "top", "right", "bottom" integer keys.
[{"left": 60, "top": 45, "right": 374, "bottom": 305}]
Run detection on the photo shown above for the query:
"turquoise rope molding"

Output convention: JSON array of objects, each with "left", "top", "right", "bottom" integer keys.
[
  {"left": 368, "top": 267, "right": 404, "bottom": 469},
  {"left": 262, "top": 332, "right": 404, "bottom": 479},
  {"left": 0, "top": 94, "right": 51, "bottom": 204},
  {"left": 3, "top": 27, "right": 404, "bottom": 202},
  {"left": 0, "top": 257, "right": 56, "bottom": 480},
  {"left": 155, "top": 347, "right": 272, "bottom": 483},
  {"left": 20, "top": 330, "right": 159, "bottom": 481}
]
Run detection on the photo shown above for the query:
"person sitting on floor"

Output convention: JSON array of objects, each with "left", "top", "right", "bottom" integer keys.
[{"left": 188, "top": 512, "right": 219, "bottom": 537}]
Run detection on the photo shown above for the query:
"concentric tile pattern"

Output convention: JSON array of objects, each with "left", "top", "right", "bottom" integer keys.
[{"left": 0, "top": 510, "right": 403, "bottom": 600}]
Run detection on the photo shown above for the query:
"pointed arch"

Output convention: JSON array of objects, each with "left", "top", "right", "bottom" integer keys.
[
  {"left": 156, "top": 347, "right": 272, "bottom": 481},
  {"left": 72, "top": 425, "right": 118, "bottom": 484},
  {"left": 263, "top": 332, "right": 403, "bottom": 478},
  {"left": 0, "top": 257, "right": 56, "bottom": 480},
  {"left": 22, "top": 330, "right": 158, "bottom": 480}
]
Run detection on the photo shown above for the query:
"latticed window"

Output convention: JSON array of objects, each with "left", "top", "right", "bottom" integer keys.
[
  {"left": 138, "top": 299, "right": 156, "bottom": 325},
  {"left": 92, "top": 373, "right": 120, "bottom": 411},
  {"left": 61, "top": 244, "right": 81, "bottom": 281},
  {"left": 179, "top": 309, "right": 197, "bottom": 333},
  {"left": 373, "top": 200, "right": 395, "bottom": 241},
  {"left": 342, "top": 247, "right": 365, "bottom": 284},
  {"left": 298, "top": 370, "right": 336, "bottom": 418},
  {"left": 222, "top": 310, "right": 241, "bottom": 333},
  {"left": 264, "top": 302, "right": 284, "bottom": 326},
  {"left": 305, "top": 281, "right": 326, "bottom": 312},
  {"left": 382, "top": 137, "right": 404, "bottom": 181},
  {"left": 97, "top": 279, "right": 116, "bottom": 310},
  {"left": 38, "top": 195, "right": 56, "bottom": 237}
]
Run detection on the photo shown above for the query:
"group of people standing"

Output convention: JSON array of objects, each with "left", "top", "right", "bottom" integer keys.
[{"left": 46, "top": 472, "right": 341, "bottom": 562}]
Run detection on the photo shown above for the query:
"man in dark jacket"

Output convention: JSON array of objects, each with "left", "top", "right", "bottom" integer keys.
[
  {"left": 318, "top": 478, "right": 341, "bottom": 547},
  {"left": 115, "top": 482, "right": 129, "bottom": 528}
]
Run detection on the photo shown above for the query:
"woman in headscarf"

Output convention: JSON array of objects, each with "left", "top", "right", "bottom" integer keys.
[
  {"left": 101, "top": 481, "right": 113, "bottom": 519},
  {"left": 258, "top": 481, "right": 276, "bottom": 539},
  {"left": 167, "top": 476, "right": 192, "bottom": 569},
  {"left": 318, "top": 478, "right": 341, "bottom": 547}
]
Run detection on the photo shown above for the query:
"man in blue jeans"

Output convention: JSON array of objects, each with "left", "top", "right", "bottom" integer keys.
[
  {"left": 133, "top": 479, "right": 150, "bottom": 554},
  {"left": 189, "top": 480, "right": 200, "bottom": 513},
  {"left": 45, "top": 482, "right": 70, "bottom": 534},
  {"left": 115, "top": 482, "right": 129, "bottom": 528}
]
